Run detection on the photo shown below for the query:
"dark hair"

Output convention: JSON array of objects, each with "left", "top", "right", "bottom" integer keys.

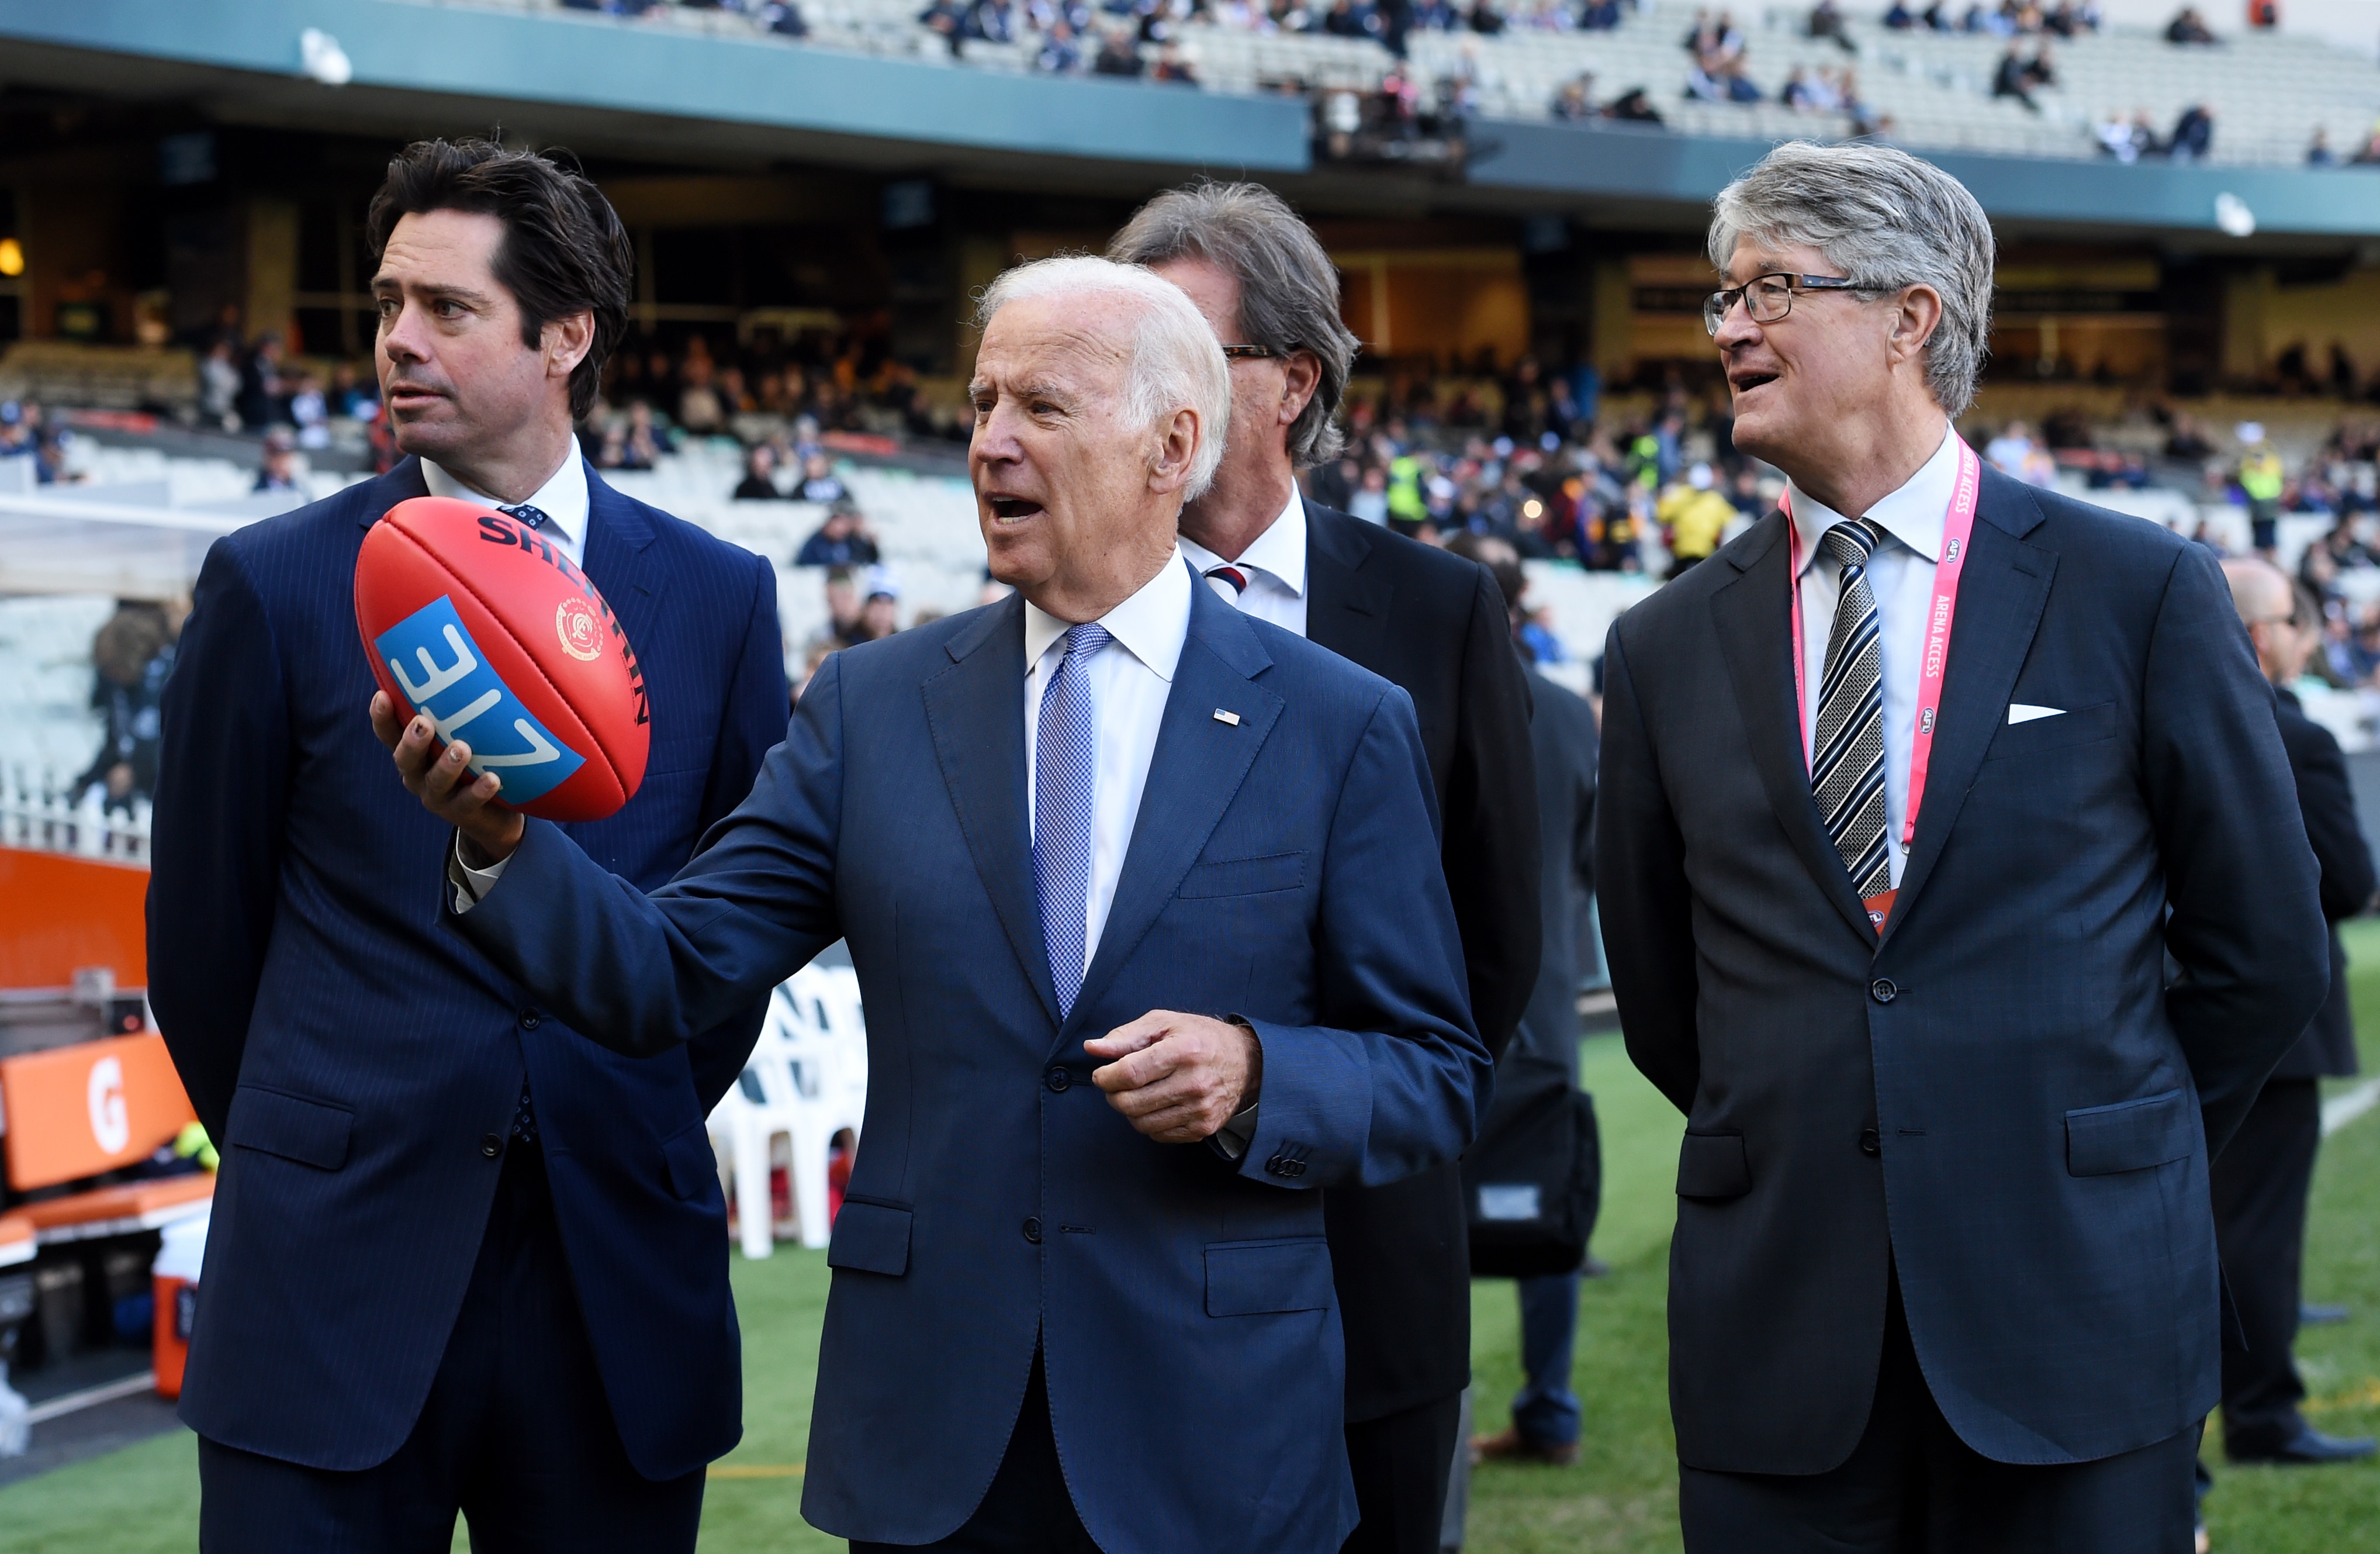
[{"left": 365, "top": 138, "right": 631, "bottom": 420}]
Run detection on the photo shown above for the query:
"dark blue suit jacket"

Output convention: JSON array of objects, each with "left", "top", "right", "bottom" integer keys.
[
  {"left": 1598, "top": 466, "right": 2330, "bottom": 1473},
  {"left": 448, "top": 576, "right": 1489, "bottom": 1553},
  {"left": 147, "top": 457, "right": 788, "bottom": 1478}
]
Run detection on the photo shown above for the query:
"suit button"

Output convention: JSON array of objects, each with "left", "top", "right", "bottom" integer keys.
[
  {"left": 519, "top": 1008, "right": 541, "bottom": 1030},
  {"left": 1859, "top": 1127, "right": 1881, "bottom": 1157},
  {"left": 1869, "top": 979, "right": 1897, "bottom": 1004},
  {"left": 1045, "top": 1067, "right": 1071, "bottom": 1093},
  {"left": 1023, "top": 1217, "right": 1043, "bottom": 1245},
  {"left": 479, "top": 1134, "right": 503, "bottom": 1159}
]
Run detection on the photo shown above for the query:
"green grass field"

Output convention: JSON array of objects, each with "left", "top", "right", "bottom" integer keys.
[{"left": 9, "top": 931, "right": 2380, "bottom": 1552}]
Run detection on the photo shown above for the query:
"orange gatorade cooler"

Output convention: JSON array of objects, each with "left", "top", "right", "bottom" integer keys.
[{"left": 151, "top": 1212, "right": 207, "bottom": 1399}]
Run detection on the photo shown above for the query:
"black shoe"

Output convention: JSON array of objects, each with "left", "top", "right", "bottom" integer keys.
[
  {"left": 2227, "top": 1425, "right": 2378, "bottom": 1465},
  {"left": 2301, "top": 1302, "right": 2352, "bottom": 1326}
]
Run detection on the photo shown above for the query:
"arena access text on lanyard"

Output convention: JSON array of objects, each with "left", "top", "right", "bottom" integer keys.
[{"left": 1784, "top": 437, "right": 1982, "bottom": 934}]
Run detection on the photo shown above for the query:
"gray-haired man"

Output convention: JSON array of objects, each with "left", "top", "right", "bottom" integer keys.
[
  {"left": 1113, "top": 184, "right": 1540, "bottom": 1554},
  {"left": 1596, "top": 141, "right": 2325, "bottom": 1548}
]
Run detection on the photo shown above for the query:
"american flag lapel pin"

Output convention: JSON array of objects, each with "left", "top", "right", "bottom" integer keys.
[{"left": 1213, "top": 709, "right": 1241, "bottom": 726}]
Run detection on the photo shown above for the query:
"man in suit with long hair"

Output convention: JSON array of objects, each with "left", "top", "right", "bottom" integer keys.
[{"left": 1111, "top": 183, "right": 1541, "bottom": 1554}]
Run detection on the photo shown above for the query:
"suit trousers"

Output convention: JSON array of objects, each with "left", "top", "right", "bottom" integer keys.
[
  {"left": 196, "top": 1142, "right": 704, "bottom": 1553},
  {"left": 1341, "top": 1390, "right": 1465, "bottom": 1554},
  {"left": 1677, "top": 1275, "right": 2199, "bottom": 1553},
  {"left": 2212, "top": 1076, "right": 2323, "bottom": 1455},
  {"left": 850, "top": 1349, "right": 1098, "bottom": 1554}
]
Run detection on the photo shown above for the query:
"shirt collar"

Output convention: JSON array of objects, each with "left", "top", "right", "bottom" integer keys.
[
  {"left": 1176, "top": 481, "right": 1307, "bottom": 597},
  {"left": 1023, "top": 548, "right": 1194, "bottom": 684},
  {"left": 420, "top": 449, "right": 591, "bottom": 554},
  {"left": 1789, "top": 424, "right": 1960, "bottom": 577}
]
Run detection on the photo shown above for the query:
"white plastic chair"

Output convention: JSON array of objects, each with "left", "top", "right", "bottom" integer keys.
[{"left": 708, "top": 963, "right": 868, "bottom": 1257}]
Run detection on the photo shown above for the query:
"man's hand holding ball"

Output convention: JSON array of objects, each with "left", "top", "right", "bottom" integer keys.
[{"left": 371, "top": 691, "right": 527, "bottom": 865}]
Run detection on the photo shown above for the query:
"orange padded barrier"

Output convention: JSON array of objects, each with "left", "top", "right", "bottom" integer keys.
[
  {"left": 0, "top": 848, "right": 148, "bottom": 992},
  {"left": 1, "top": 1032, "right": 196, "bottom": 1193},
  {"left": 0, "top": 1210, "right": 30, "bottom": 1268},
  {"left": 14, "top": 1175, "right": 212, "bottom": 1241}
]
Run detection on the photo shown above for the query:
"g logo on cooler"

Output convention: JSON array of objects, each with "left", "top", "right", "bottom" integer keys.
[
  {"left": 556, "top": 596, "right": 604, "bottom": 662},
  {"left": 88, "top": 1055, "right": 129, "bottom": 1155}
]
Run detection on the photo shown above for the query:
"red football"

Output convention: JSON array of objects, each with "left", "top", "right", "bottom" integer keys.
[{"left": 354, "top": 496, "right": 649, "bottom": 822}]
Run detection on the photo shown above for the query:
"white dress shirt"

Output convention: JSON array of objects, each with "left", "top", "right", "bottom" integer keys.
[
  {"left": 1788, "top": 423, "right": 1960, "bottom": 890},
  {"left": 1023, "top": 551, "right": 1192, "bottom": 967},
  {"left": 422, "top": 448, "right": 591, "bottom": 567},
  {"left": 1178, "top": 482, "right": 1307, "bottom": 637}
]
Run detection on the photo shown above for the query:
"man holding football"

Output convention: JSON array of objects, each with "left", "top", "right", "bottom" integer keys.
[{"left": 149, "top": 138, "right": 787, "bottom": 1553}]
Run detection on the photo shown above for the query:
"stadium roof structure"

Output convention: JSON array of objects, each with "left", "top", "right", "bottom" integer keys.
[{"left": 1, "top": 0, "right": 2377, "bottom": 243}]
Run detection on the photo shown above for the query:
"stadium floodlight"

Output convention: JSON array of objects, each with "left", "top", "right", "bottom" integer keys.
[
  {"left": 2214, "top": 192, "right": 2256, "bottom": 239},
  {"left": 299, "top": 27, "right": 353, "bottom": 87}
]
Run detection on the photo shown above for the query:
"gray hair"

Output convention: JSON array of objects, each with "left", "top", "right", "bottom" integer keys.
[
  {"left": 1707, "top": 141, "right": 1995, "bottom": 417},
  {"left": 975, "top": 254, "right": 1233, "bottom": 500},
  {"left": 1108, "top": 181, "right": 1360, "bottom": 468}
]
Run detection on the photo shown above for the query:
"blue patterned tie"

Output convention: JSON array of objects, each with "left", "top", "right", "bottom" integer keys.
[
  {"left": 501, "top": 502, "right": 549, "bottom": 531},
  {"left": 1034, "top": 623, "right": 1109, "bottom": 1018}
]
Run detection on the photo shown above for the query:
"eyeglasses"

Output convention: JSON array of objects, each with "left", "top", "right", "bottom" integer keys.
[
  {"left": 1701, "top": 272, "right": 1876, "bottom": 336},
  {"left": 1219, "top": 343, "right": 1293, "bottom": 360}
]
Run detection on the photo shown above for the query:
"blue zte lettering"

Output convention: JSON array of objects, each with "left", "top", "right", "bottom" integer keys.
[{"left": 374, "top": 595, "right": 584, "bottom": 806}]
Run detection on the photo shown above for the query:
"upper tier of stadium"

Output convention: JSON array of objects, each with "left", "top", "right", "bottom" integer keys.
[{"left": 507, "top": 0, "right": 2380, "bottom": 168}]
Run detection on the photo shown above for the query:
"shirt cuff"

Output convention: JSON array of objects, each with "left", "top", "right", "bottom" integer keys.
[
  {"left": 1210, "top": 1102, "right": 1262, "bottom": 1162},
  {"left": 448, "top": 833, "right": 512, "bottom": 914}
]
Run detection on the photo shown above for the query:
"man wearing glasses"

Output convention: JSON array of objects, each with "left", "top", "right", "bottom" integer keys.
[
  {"left": 1111, "top": 185, "right": 1540, "bottom": 1554},
  {"left": 1596, "top": 141, "right": 2327, "bottom": 1549}
]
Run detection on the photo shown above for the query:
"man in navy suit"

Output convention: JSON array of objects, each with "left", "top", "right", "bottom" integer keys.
[
  {"left": 149, "top": 140, "right": 787, "bottom": 1552},
  {"left": 379, "top": 254, "right": 1490, "bottom": 1554},
  {"left": 1597, "top": 142, "right": 2329, "bottom": 1550}
]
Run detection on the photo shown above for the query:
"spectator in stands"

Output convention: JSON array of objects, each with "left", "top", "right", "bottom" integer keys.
[
  {"left": 1579, "top": 0, "right": 1621, "bottom": 29},
  {"left": 289, "top": 374, "right": 333, "bottom": 450},
  {"left": 787, "top": 450, "right": 842, "bottom": 505},
  {"left": 2023, "top": 41, "right": 2056, "bottom": 85},
  {"left": 252, "top": 431, "right": 300, "bottom": 495},
  {"left": 74, "top": 600, "right": 174, "bottom": 808},
  {"left": 1036, "top": 17, "right": 1084, "bottom": 68},
  {"left": 331, "top": 362, "right": 380, "bottom": 422},
  {"left": 199, "top": 339, "right": 241, "bottom": 430},
  {"left": 2096, "top": 108, "right": 2160, "bottom": 161},
  {"left": 1348, "top": 464, "right": 1391, "bottom": 522},
  {"left": 1687, "top": 49, "right": 1762, "bottom": 102},
  {"left": 1655, "top": 461, "right": 1733, "bottom": 575},
  {"left": 920, "top": 0, "right": 968, "bottom": 53},
  {"left": 1807, "top": 0, "right": 1856, "bottom": 49},
  {"left": 1552, "top": 75, "right": 1597, "bottom": 119},
  {"left": 760, "top": 0, "right": 810, "bottom": 34},
  {"left": 1884, "top": 0, "right": 1917, "bottom": 23},
  {"left": 734, "top": 443, "right": 783, "bottom": 499},
  {"left": 1992, "top": 45, "right": 2041, "bottom": 110},
  {"left": 1151, "top": 39, "right": 1200, "bottom": 81},
  {"left": 2170, "top": 102, "right": 2215, "bottom": 161},
  {"left": 1606, "top": 85, "right": 1666, "bottom": 122},
  {"left": 967, "top": 0, "right": 1019, "bottom": 40},
  {"left": 236, "top": 332, "right": 289, "bottom": 430},
  {"left": 1092, "top": 25, "right": 1143, "bottom": 70},
  {"left": 852, "top": 566, "right": 895, "bottom": 637},
  {"left": 2165, "top": 4, "right": 2215, "bottom": 40},
  {"left": 2240, "top": 423, "right": 2286, "bottom": 553},
  {"left": 795, "top": 503, "right": 883, "bottom": 567}
]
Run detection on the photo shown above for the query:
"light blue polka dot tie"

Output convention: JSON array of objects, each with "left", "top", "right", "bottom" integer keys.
[{"left": 1035, "top": 623, "right": 1109, "bottom": 1020}]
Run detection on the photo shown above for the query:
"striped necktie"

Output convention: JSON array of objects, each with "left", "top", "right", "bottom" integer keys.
[
  {"left": 1033, "top": 623, "right": 1110, "bottom": 1018},
  {"left": 1812, "top": 519, "right": 1891, "bottom": 903},
  {"left": 1204, "top": 564, "right": 1248, "bottom": 601}
]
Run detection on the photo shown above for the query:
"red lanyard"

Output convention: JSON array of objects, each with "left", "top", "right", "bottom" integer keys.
[{"left": 1784, "top": 437, "right": 1982, "bottom": 930}]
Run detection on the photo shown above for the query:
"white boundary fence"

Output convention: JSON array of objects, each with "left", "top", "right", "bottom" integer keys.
[{"left": 0, "top": 766, "right": 152, "bottom": 864}]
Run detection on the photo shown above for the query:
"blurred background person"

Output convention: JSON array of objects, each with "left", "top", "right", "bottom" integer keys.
[{"left": 2213, "top": 558, "right": 2378, "bottom": 1472}]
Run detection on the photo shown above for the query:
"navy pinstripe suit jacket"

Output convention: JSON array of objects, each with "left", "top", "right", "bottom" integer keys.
[{"left": 148, "top": 456, "right": 788, "bottom": 1479}]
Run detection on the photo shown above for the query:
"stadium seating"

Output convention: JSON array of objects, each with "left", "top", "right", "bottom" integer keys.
[
  {"left": 447, "top": 0, "right": 2380, "bottom": 165},
  {"left": 710, "top": 963, "right": 869, "bottom": 1257}
]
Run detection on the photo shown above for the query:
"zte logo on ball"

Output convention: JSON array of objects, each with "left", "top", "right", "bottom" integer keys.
[{"left": 375, "top": 595, "right": 586, "bottom": 806}]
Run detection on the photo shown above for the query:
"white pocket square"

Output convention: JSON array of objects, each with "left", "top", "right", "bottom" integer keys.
[{"left": 2007, "top": 703, "right": 2066, "bottom": 725}]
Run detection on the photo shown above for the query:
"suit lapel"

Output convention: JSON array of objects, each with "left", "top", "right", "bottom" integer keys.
[
  {"left": 1877, "top": 475, "right": 2055, "bottom": 945},
  {"left": 921, "top": 595, "right": 1064, "bottom": 1029},
  {"left": 580, "top": 465, "right": 665, "bottom": 661},
  {"left": 1302, "top": 500, "right": 1394, "bottom": 668},
  {"left": 1070, "top": 583, "right": 1283, "bottom": 1034},
  {"left": 353, "top": 457, "right": 430, "bottom": 528},
  {"left": 1710, "top": 512, "right": 1878, "bottom": 944}
]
